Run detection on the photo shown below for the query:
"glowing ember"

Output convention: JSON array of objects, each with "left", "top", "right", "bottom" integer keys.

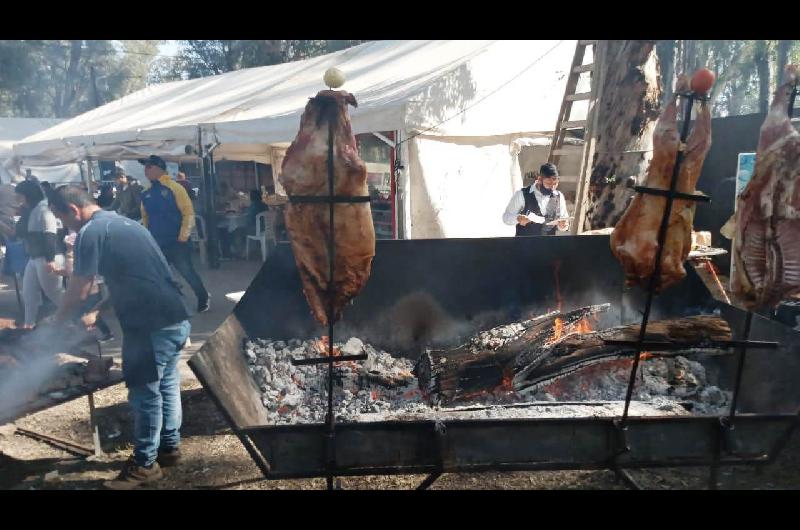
[
  {"left": 552, "top": 317, "right": 564, "bottom": 342},
  {"left": 574, "top": 317, "right": 593, "bottom": 334},
  {"left": 314, "top": 336, "right": 342, "bottom": 357}
]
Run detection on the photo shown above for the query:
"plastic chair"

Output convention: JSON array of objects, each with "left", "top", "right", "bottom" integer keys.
[
  {"left": 191, "top": 215, "right": 208, "bottom": 266},
  {"left": 246, "top": 211, "right": 275, "bottom": 262}
]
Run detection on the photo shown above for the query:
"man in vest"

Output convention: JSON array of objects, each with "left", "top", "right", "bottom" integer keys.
[
  {"left": 139, "top": 155, "right": 210, "bottom": 313},
  {"left": 502, "top": 163, "right": 569, "bottom": 236}
]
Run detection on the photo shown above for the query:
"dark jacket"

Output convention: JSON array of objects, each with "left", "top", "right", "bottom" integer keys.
[{"left": 111, "top": 182, "right": 143, "bottom": 220}]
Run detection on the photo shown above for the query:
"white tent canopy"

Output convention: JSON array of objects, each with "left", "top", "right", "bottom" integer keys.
[
  {"left": 11, "top": 40, "right": 585, "bottom": 238},
  {"left": 12, "top": 40, "right": 580, "bottom": 166},
  {"left": 0, "top": 118, "right": 82, "bottom": 183}
]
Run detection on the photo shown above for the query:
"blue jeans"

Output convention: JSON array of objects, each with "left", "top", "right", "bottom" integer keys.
[{"left": 127, "top": 320, "right": 191, "bottom": 467}]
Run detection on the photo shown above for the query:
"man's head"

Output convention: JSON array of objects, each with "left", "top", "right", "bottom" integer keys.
[
  {"left": 14, "top": 179, "right": 45, "bottom": 208},
  {"left": 115, "top": 166, "right": 128, "bottom": 186},
  {"left": 538, "top": 163, "right": 560, "bottom": 194},
  {"left": 48, "top": 185, "right": 100, "bottom": 232},
  {"left": 176, "top": 171, "right": 187, "bottom": 182},
  {"left": 138, "top": 155, "right": 167, "bottom": 182}
]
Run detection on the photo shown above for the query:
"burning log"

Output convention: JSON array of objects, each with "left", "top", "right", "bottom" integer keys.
[
  {"left": 418, "top": 309, "right": 732, "bottom": 404},
  {"left": 415, "top": 304, "right": 610, "bottom": 404},
  {"left": 515, "top": 315, "right": 732, "bottom": 394}
]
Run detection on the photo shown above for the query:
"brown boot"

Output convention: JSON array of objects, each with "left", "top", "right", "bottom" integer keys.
[
  {"left": 157, "top": 447, "right": 181, "bottom": 467},
  {"left": 103, "top": 457, "right": 163, "bottom": 490}
]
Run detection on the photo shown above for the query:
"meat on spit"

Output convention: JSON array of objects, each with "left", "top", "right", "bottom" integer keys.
[
  {"left": 732, "top": 65, "right": 800, "bottom": 309},
  {"left": 610, "top": 74, "right": 712, "bottom": 292},
  {"left": 279, "top": 90, "right": 376, "bottom": 326}
]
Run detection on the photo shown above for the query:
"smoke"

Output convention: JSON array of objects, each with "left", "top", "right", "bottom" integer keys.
[{"left": 0, "top": 323, "right": 94, "bottom": 422}]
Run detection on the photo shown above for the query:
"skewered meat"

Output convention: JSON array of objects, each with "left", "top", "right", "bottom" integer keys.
[
  {"left": 732, "top": 66, "right": 800, "bottom": 309},
  {"left": 279, "top": 90, "right": 376, "bottom": 326},
  {"left": 610, "top": 74, "right": 712, "bottom": 292}
]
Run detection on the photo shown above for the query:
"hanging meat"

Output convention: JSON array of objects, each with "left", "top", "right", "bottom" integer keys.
[
  {"left": 610, "top": 74, "right": 712, "bottom": 292},
  {"left": 732, "top": 65, "right": 800, "bottom": 309},
  {"left": 279, "top": 90, "right": 376, "bottom": 326}
]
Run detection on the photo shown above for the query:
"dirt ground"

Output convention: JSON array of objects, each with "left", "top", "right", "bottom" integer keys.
[{"left": 2, "top": 358, "right": 799, "bottom": 491}]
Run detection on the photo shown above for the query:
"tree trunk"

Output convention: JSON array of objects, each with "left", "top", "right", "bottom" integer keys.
[
  {"left": 656, "top": 40, "right": 675, "bottom": 106},
  {"left": 57, "top": 40, "right": 83, "bottom": 118},
  {"left": 583, "top": 40, "right": 663, "bottom": 230},
  {"left": 755, "top": 40, "right": 771, "bottom": 114},
  {"left": 777, "top": 40, "right": 791, "bottom": 81}
]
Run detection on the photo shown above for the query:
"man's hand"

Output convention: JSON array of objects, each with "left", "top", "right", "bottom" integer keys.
[
  {"left": 45, "top": 261, "right": 59, "bottom": 275},
  {"left": 80, "top": 312, "right": 98, "bottom": 330},
  {"left": 557, "top": 218, "right": 569, "bottom": 231},
  {"left": 516, "top": 214, "right": 531, "bottom": 226}
]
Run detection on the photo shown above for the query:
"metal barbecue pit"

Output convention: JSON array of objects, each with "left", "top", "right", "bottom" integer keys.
[{"left": 188, "top": 89, "right": 800, "bottom": 490}]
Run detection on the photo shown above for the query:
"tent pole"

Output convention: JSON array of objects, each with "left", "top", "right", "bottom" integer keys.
[{"left": 200, "top": 130, "right": 220, "bottom": 269}]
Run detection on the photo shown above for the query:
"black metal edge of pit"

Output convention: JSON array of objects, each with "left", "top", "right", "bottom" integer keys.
[{"left": 187, "top": 356, "right": 273, "bottom": 476}]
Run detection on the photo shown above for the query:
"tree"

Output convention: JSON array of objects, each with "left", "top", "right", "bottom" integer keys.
[
  {"left": 0, "top": 40, "right": 162, "bottom": 118},
  {"left": 582, "top": 40, "right": 663, "bottom": 231}
]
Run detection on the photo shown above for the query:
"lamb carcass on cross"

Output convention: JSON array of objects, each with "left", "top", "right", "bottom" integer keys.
[
  {"left": 732, "top": 65, "right": 800, "bottom": 309},
  {"left": 279, "top": 90, "right": 376, "bottom": 326},
  {"left": 610, "top": 74, "right": 712, "bottom": 292}
]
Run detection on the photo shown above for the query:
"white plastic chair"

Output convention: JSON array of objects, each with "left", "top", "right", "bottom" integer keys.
[
  {"left": 191, "top": 215, "right": 208, "bottom": 266},
  {"left": 246, "top": 211, "right": 275, "bottom": 262}
]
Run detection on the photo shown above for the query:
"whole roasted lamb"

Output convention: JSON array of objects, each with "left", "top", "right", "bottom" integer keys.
[
  {"left": 732, "top": 65, "right": 800, "bottom": 309},
  {"left": 610, "top": 74, "right": 712, "bottom": 292},
  {"left": 279, "top": 90, "right": 376, "bottom": 326}
]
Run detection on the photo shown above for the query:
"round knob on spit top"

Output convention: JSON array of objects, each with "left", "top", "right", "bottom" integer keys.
[
  {"left": 324, "top": 67, "right": 346, "bottom": 89},
  {"left": 690, "top": 68, "right": 715, "bottom": 95}
]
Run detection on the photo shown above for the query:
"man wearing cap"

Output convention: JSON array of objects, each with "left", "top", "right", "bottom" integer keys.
[
  {"left": 502, "top": 163, "right": 569, "bottom": 236},
  {"left": 139, "top": 155, "right": 210, "bottom": 313},
  {"left": 110, "top": 167, "right": 143, "bottom": 220},
  {"left": 50, "top": 185, "right": 190, "bottom": 489}
]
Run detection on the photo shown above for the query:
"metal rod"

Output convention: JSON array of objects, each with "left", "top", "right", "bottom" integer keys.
[
  {"left": 612, "top": 466, "right": 643, "bottom": 490},
  {"left": 87, "top": 392, "right": 104, "bottom": 457},
  {"left": 289, "top": 195, "right": 370, "bottom": 204},
  {"left": 634, "top": 186, "right": 710, "bottom": 202},
  {"left": 291, "top": 353, "right": 367, "bottom": 366},
  {"left": 325, "top": 114, "right": 336, "bottom": 491},
  {"left": 14, "top": 427, "right": 94, "bottom": 457},
  {"left": 621, "top": 93, "right": 696, "bottom": 423},
  {"left": 416, "top": 472, "right": 442, "bottom": 490},
  {"left": 728, "top": 311, "right": 754, "bottom": 422}
]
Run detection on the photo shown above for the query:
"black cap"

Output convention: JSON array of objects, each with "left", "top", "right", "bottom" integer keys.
[
  {"left": 539, "top": 163, "right": 559, "bottom": 178},
  {"left": 138, "top": 155, "right": 167, "bottom": 170}
]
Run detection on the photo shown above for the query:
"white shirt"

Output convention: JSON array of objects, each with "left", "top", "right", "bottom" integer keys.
[{"left": 502, "top": 183, "right": 569, "bottom": 231}]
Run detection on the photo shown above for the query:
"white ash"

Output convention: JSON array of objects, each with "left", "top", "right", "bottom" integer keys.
[
  {"left": 245, "top": 337, "right": 421, "bottom": 425},
  {"left": 245, "top": 336, "right": 731, "bottom": 425}
]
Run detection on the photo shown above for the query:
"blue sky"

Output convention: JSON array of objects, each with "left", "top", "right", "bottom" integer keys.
[{"left": 159, "top": 40, "right": 180, "bottom": 57}]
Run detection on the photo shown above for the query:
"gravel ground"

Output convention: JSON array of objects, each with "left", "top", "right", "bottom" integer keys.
[{"left": 2, "top": 359, "right": 799, "bottom": 490}]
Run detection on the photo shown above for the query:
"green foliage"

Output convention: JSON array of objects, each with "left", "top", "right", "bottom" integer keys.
[
  {"left": 151, "top": 40, "right": 369, "bottom": 82},
  {"left": 0, "top": 40, "right": 162, "bottom": 118},
  {"left": 658, "top": 40, "right": 798, "bottom": 117}
]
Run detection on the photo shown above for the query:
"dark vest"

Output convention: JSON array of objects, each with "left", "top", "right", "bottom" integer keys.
[{"left": 515, "top": 186, "right": 560, "bottom": 236}]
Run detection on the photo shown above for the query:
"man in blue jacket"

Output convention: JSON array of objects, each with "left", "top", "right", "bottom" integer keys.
[{"left": 139, "top": 156, "right": 210, "bottom": 313}]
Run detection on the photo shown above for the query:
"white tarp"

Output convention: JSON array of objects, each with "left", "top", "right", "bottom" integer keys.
[
  {"left": 0, "top": 118, "right": 81, "bottom": 183},
  {"left": 12, "top": 40, "right": 580, "bottom": 166}
]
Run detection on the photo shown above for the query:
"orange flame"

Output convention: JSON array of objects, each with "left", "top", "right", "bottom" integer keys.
[
  {"left": 552, "top": 317, "right": 564, "bottom": 342},
  {"left": 639, "top": 351, "right": 655, "bottom": 361},
  {"left": 574, "top": 317, "right": 593, "bottom": 334},
  {"left": 315, "top": 336, "right": 342, "bottom": 357}
]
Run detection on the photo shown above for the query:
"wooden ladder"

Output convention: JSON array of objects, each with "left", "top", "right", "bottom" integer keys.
[{"left": 547, "top": 40, "right": 605, "bottom": 234}]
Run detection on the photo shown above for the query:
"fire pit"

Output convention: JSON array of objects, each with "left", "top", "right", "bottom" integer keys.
[{"left": 189, "top": 236, "right": 800, "bottom": 485}]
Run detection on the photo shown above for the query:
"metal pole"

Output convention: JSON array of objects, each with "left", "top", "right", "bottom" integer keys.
[
  {"left": 620, "top": 93, "right": 695, "bottom": 423},
  {"left": 200, "top": 136, "right": 220, "bottom": 269},
  {"left": 325, "top": 115, "right": 336, "bottom": 491},
  {"left": 87, "top": 392, "right": 104, "bottom": 457}
]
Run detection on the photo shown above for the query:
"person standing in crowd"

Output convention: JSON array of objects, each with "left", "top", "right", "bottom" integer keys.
[
  {"left": 50, "top": 185, "right": 190, "bottom": 489},
  {"left": 175, "top": 171, "right": 195, "bottom": 201},
  {"left": 14, "top": 180, "right": 64, "bottom": 328},
  {"left": 97, "top": 182, "right": 116, "bottom": 209},
  {"left": 502, "top": 163, "right": 569, "bottom": 236},
  {"left": 110, "top": 167, "right": 143, "bottom": 220},
  {"left": 139, "top": 155, "right": 210, "bottom": 313}
]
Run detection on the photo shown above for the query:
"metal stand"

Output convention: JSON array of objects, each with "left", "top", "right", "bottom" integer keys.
[
  {"left": 288, "top": 96, "right": 369, "bottom": 490},
  {"left": 603, "top": 90, "right": 777, "bottom": 488}
]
